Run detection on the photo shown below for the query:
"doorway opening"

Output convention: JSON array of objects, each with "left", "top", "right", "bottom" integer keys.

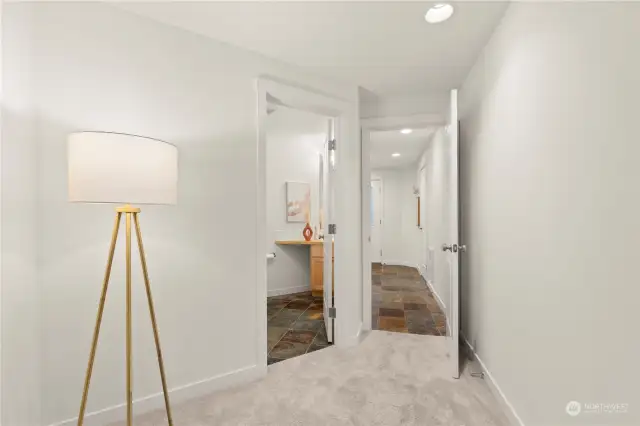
[
  {"left": 368, "top": 126, "right": 447, "bottom": 336},
  {"left": 264, "top": 105, "right": 334, "bottom": 364},
  {"left": 257, "top": 77, "right": 349, "bottom": 369},
  {"left": 361, "top": 90, "right": 461, "bottom": 378}
]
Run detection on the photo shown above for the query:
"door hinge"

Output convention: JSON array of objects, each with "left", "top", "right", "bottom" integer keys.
[
  {"left": 328, "top": 224, "right": 337, "bottom": 235},
  {"left": 380, "top": 250, "right": 382, "bottom": 256},
  {"left": 329, "top": 307, "right": 336, "bottom": 318},
  {"left": 328, "top": 139, "right": 336, "bottom": 150}
]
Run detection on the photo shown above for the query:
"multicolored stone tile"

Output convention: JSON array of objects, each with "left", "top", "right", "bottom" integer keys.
[
  {"left": 266, "top": 291, "right": 332, "bottom": 364},
  {"left": 381, "top": 292, "right": 403, "bottom": 304},
  {"left": 290, "top": 319, "right": 322, "bottom": 332},
  {"left": 269, "top": 339, "right": 309, "bottom": 360},
  {"left": 281, "top": 330, "right": 316, "bottom": 344},
  {"left": 300, "top": 310, "right": 324, "bottom": 321},
  {"left": 378, "top": 308, "right": 404, "bottom": 318},
  {"left": 404, "top": 303, "right": 428, "bottom": 311},
  {"left": 373, "top": 265, "right": 447, "bottom": 337},
  {"left": 267, "top": 326, "right": 288, "bottom": 350},
  {"left": 379, "top": 316, "right": 407, "bottom": 332},
  {"left": 268, "top": 310, "right": 302, "bottom": 327}
]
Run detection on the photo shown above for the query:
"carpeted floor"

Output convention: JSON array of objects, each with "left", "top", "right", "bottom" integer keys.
[{"left": 116, "top": 331, "right": 510, "bottom": 426}]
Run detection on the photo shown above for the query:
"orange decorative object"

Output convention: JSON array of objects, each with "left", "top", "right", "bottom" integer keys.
[{"left": 302, "top": 223, "right": 313, "bottom": 241}]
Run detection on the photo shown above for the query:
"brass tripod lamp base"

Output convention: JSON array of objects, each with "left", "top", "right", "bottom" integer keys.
[{"left": 77, "top": 206, "right": 173, "bottom": 426}]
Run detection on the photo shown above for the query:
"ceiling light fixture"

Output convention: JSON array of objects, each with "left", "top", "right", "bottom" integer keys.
[
  {"left": 392, "top": 153, "right": 401, "bottom": 157},
  {"left": 425, "top": 3, "right": 454, "bottom": 24},
  {"left": 400, "top": 128, "right": 413, "bottom": 134}
]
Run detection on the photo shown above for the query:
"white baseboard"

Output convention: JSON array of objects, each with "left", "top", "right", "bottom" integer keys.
[
  {"left": 381, "top": 260, "right": 418, "bottom": 268},
  {"left": 417, "top": 263, "right": 427, "bottom": 279},
  {"left": 267, "top": 285, "right": 310, "bottom": 297},
  {"left": 419, "top": 266, "right": 428, "bottom": 283},
  {"left": 49, "top": 364, "right": 265, "bottom": 426},
  {"left": 425, "top": 278, "right": 451, "bottom": 336},
  {"left": 425, "top": 279, "right": 447, "bottom": 312},
  {"left": 339, "top": 321, "right": 364, "bottom": 347},
  {"left": 462, "top": 336, "right": 525, "bottom": 426}
]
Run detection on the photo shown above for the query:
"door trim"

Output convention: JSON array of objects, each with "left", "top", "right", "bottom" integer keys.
[
  {"left": 370, "top": 178, "right": 383, "bottom": 264},
  {"left": 257, "top": 76, "right": 353, "bottom": 368}
]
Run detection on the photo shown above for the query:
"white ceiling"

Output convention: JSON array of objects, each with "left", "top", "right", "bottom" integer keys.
[
  {"left": 370, "top": 127, "right": 434, "bottom": 169},
  {"left": 119, "top": 2, "right": 508, "bottom": 97}
]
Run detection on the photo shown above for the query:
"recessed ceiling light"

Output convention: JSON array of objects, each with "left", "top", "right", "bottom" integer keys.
[
  {"left": 425, "top": 3, "right": 454, "bottom": 24},
  {"left": 400, "top": 128, "right": 413, "bottom": 134},
  {"left": 392, "top": 153, "right": 401, "bottom": 157}
]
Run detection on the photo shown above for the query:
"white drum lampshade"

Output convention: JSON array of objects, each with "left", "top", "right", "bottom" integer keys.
[{"left": 68, "top": 132, "right": 178, "bottom": 205}]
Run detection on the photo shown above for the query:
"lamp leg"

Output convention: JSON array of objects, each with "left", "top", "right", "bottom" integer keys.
[
  {"left": 125, "top": 212, "right": 133, "bottom": 426},
  {"left": 134, "top": 213, "right": 174, "bottom": 425},
  {"left": 78, "top": 212, "right": 122, "bottom": 426}
]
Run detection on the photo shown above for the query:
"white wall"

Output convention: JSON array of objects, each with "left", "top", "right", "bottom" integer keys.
[
  {"left": 266, "top": 107, "right": 326, "bottom": 296},
  {"left": 416, "top": 128, "right": 451, "bottom": 317},
  {"left": 1, "top": 4, "right": 42, "bottom": 425},
  {"left": 459, "top": 3, "right": 640, "bottom": 425},
  {"left": 4, "top": 3, "right": 359, "bottom": 424},
  {"left": 371, "top": 167, "right": 421, "bottom": 267},
  {"left": 360, "top": 92, "right": 448, "bottom": 119}
]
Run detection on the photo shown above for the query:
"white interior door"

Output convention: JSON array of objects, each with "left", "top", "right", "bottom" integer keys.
[
  {"left": 446, "top": 89, "right": 461, "bottom": 379},
  {"left": 370, "top": 179, "right": 382, "bottom": 263},
  {"left": 323, "top": 119, "right": 335, "bottom": 343}
]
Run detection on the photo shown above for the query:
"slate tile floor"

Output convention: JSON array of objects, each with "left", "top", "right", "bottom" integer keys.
[
  {"left": 267, "top": 291, "right": 331, "bottom": 365},
  {"left": 372, "top": 263, "right": 447, "bottom": 336}
]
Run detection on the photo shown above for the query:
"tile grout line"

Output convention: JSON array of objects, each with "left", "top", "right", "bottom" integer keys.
[
  {"left": 304, "top": 328, "right": 322, "bottom": 354},
  {"left": 267, "top": 296, "right": 301, "bottom": 359},
  {"left": 297, "top": 300, "right": 325, "bottom": 354},
  {"left": 268, "top": 296, "right": 316, "bottom": 362}
]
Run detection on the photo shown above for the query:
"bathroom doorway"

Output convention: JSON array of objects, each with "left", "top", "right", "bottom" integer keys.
[
  {"left": 264, "top": 105, "right": 333, "bottom": 364},
  {"left": 256, "top": 77, "right": 349, "bottom": 368}
]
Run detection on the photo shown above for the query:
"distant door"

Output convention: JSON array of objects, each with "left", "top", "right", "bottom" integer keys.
[
  {"left": 418, "top": 167, "right": 428, "bottom": 277},
  {"left": 323, "top": 119, "right": 336, "bottom": 343},
  {"left": 370, "top": 179, "right": 382, "bottom": 263},
  {"left": 444, "top": 89, "right": 461, "bottom": 379}
]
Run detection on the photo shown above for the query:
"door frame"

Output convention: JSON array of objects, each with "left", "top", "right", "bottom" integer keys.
[
  {"left": 369, "top": 177, "right": 384, "bottom": 264},
  {"left": 360, "top": 113, "right": 445, "bottom": 331},
  {"left": 256, "top": 76, "right": 354, "bottom": 368}
]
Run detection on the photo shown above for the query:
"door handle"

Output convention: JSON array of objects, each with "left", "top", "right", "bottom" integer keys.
[{"left": 443, "top": 244, "right": 465, "bottom": 253}]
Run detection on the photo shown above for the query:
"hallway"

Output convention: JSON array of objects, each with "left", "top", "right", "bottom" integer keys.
[{"left": 372, "top": 264, "right": 447, "bottom": 336}]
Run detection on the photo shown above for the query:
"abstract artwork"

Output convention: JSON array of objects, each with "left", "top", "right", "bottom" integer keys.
[{"left": 286, "top": 182, "right": 310, "bottom": 223}]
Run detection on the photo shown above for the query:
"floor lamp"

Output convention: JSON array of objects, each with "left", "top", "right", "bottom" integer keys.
[{"left": 68, "top": 131, "right": 178, "bottom": 426}]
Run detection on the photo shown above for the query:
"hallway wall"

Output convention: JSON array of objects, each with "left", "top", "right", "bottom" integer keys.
[
  {"left": 5, "top": 3, "right": 360, "bottom": 424},
  {"left": 459, "top": 3, "right": 640, "bottom": 425},
  {"left": 266, "top": 107, "right": 326, "bottom": 296},
  {"left": 1, "top": 4, "right": 42, "bottom": 424}
]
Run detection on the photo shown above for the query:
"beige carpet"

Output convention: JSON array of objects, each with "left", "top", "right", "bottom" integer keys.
[{"left": 116, "top": 331, "right": 510, "bottom": 425}]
